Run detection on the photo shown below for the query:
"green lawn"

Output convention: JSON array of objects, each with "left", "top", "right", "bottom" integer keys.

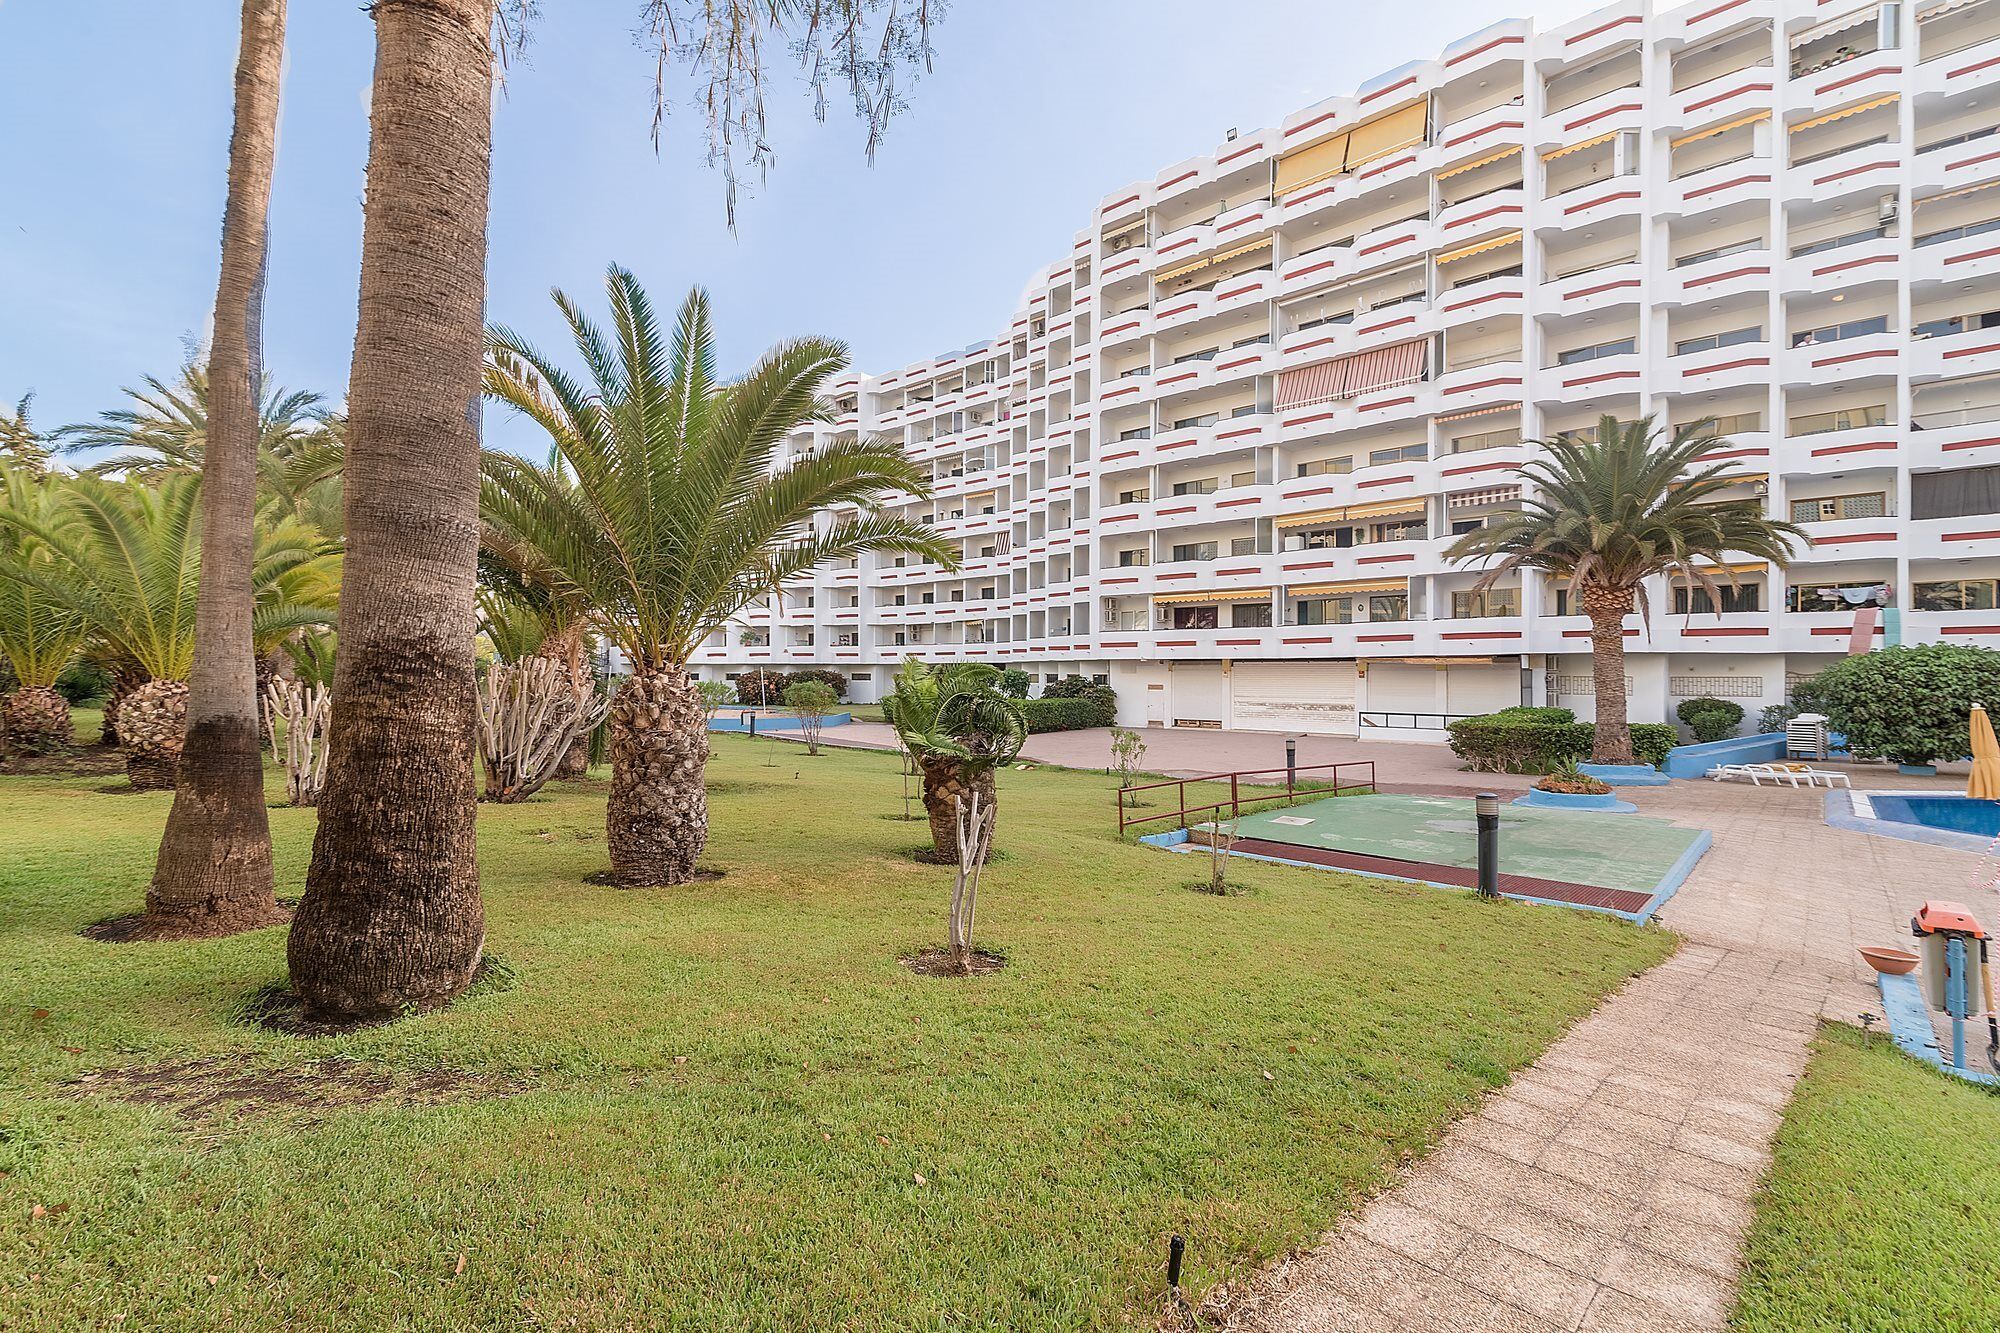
[
  {"left": 1, "top": 734, "right": 1673, "bottom": 1329},
  {"left": 1733, "top": 1024, "right": 2000, "bottom": 1331}
]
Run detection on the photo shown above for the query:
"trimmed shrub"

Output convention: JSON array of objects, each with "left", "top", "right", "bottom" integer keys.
[
  {"left": 1676, "top": 696, "right": 1744, "bottom": 744},
  {"left": 1447, "top": 713, "right": 1675, "bottom": 772},
  {"left": 785, "top": 667, "right": 849, "bottom": 702},
  {"left": 734, "top": 668, "right": 790, "bottom": 705},
  {"left": 1796, "top": 644, "right": 2000, "bottom": 766},
  {"left": 1487, "top": 705, "right": 1575, "bottom": 725},
  {"left": 1020, "top": 686, "right": 1115, "bottom": 733},
  {"left": 1041, "top": 674, "right": 1099, "bottom": 700},
  {"left": 994, "top": 667, "right": 1031, "bottom": 699},
  {"left": 1759, "top": 701, "right": 1800, "bottom": 734}
]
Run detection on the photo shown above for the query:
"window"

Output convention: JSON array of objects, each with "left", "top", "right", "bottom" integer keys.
[
  {"left": 1295, "top": 593, "right": 1406, "bottom": 624},
  {"left": 1451, "top": 428, "right": 1517, "bottom": 453},
  {"left": 1913, "top": 310, "right": 2000, "bottom": 340},
  {"left": 1172, "top": 348, "right": 1219, "bottom": 364},
  {"left": 1172, "top": 412, "right": 1220, "bottom": 430},
  {"left": 1171, "top": 478, "right": 1218, "bottom": 496},
  {"left": 1556, "top": 337, "right": 1637, "bottom": 365},
  {"left": 1674, "top": 237, "right": 1765, "bottom": 267},
  {"left": 1119, "top": 427, "right": 1153, "bottom": 441},
  {"left": 1919, "top": 125, "right": 1999, "bottom": 155},
  {"left": 1229, "top": 536, "right": 1258, "bottom": 556},
  {"left": 1789, "top": 404, "right": 1889, "bottom": 435},
  {"left": 1117, "top": 549, "right": 1150, "bottom": 567},
  {"left": 1788, "top": 226, "right": 1886, "bottom": 258},
  {"left": 1230, "top": 470, "right": 1257, "bottom": 488},
  {"left": 1117, "top": 487, "right": 1150, "bottom": 504},
  {"left": 1370, "top": 518, "right": 1427, "bottom": 543},
  {"left": 1912, "top": 464, "right": 2000, "bottom": 519},
  {"left": 1916, "top": 217, "right": 2000, "bottom": 248},
  {"left": 1170, "top": 541, "right": 1219, "bottom": 563},
  {"left": 1790, "top": 492, "right": 1888, "bottom": 522},
  {"left": 1672, "top": 583, "right": 1762, "bottom": 614},
  {"left": 1295, "top": 456, "right": 1354, "bottom": 477},
  {"left": 1674, "top": 326, "right": 1763, "bottom": 356},
  {"left": 1232, "top": 602, "right": 1274, "bottom": 627},
  {"left": 1790, "top": 316, "right": 1889, "bottom": 347},
  {"left": 1368, "top": 443, "right": 1428, "bottom": 466},
  {"left": 1368, "top": 593, "right": 1410, "bottom": 622},
  {"left": 1915, "top": 578, "right": 2000, "bottom": 611},
  {"left": 1171, "top": 605, "right": 1219, "bottom": 629},
  {"left": 1453, "top": 588, "right": 1520, "bottom": 618},
  {"left": 1680, "top": 411, "right": 1763, "bottom": 438},
  {"left": 1788, "top": 583, "right": 1888, "bottom": 612}
]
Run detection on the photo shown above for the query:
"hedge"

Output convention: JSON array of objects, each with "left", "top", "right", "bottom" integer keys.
[
  {"left": 1676, "top": 696, "right": 1743, "bottom": 744},
  {"left": 785, "top": 667, "right": 849, "bottom": 702},
  {"left": 1447, "top": 715, "right": 1676, "bottom": 772},
  {"left": 1019, "top": 688, "right": 1115, "bottom": 733}
]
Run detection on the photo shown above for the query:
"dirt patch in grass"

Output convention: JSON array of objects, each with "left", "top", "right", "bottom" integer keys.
[
  {"left": 902, "top": 947, "right": 1007, "bottom": 978},
  {"left": 236, "top": 956, "right": 518, "bottom": 1037},
  {"left": 83, "top": 904, "right": 293, "bottom": 943},
  {"left": 0, "top": 749, "right": 124, "bottom": 780},
  {"left": 582, "top": 866, "right": 726, "bottom": 888},
  {"left": 64, "top": 1056, "right": 527, "bottom": 1123}
]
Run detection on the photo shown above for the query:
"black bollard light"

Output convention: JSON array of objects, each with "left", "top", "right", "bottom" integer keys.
[
  {"left": 1167, "top": 1233, "right": 1185, "bottom": 1292},
  {"left": 1475, "top": 792, "right": 1500, "bottom": 899},
  {"left": 1285, "top": 738, "right": 1297, "bottom": 792}
]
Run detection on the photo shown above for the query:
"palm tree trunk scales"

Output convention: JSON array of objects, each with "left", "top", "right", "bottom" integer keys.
[
  {"left": 146, "top": 0, "right": 287, "bottom": 939},
  {"left": 1581, "top": 583, "right": 1636, "bottom": 765},
  {"left": 289, "top": 0, "right": 495, "bottom": 1023},
  {"left": 920, "top": 757, "right": 996, "bottom": 861},
  {"left": 121, "top": 679, "right": 190, "bottom": 792},
  {"left": 607, "top": 670, "right": 709, "bottom": 885},
  {"left": 2, "top": 686, "right": 73, "bottom": 755}
]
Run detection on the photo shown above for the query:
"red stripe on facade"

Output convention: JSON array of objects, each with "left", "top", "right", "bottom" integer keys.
[
  {"left": 1564, "top": 189, "right": 1640, "bottom": 216},
  {"left": 1809, "top": 440, "right": 1895, "bottom": 457},
  {"left": 1685, "top": 172, "right": 1768, "bottom": 200}
]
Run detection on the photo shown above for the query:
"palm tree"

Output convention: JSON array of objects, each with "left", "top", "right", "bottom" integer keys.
[
  {"left": 0, "top": 465, "right": 87, "bottom": 754},
  {"left": 885, "top": 659, "right": 1027, "bottom": 860},
  {"left": 288, "top": 0, "right": 500, "bottom": 1026},
  {"left": 146, "top": 0, "right": 294, "bottom": 939},
  {"left": 59, "top": 365, "right": 330, "bottom": 479},
  {"left": 1, "top": 394, "right": 53, "bottom": 472},
  {"left": 1445, "top": 414, "right": 1804, "bottom": 763},
  {"left": 481, "top": 267, "right": 957, "bottom": 885}
]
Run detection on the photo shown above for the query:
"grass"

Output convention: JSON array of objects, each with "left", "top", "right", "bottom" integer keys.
[
  {"left": 1732, "top": 1023, "right": 2000, "bottom": 1331},
  {"left": 0, "top": 733, "right": 1674, "bottom": 1329}
]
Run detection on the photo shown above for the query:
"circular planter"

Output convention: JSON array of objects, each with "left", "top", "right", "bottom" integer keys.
[{"left": 1512, "top": 788, "right": 1638, "bottom": 813}]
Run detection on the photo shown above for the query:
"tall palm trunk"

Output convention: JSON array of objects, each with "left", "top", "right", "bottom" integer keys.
[
  {"left": 607, "top": 670, "right": 708, "bottom": 885},
  {"left": 145, "top": 0, "right": 287, "bottom": 939},
  {"left": 1580, "top": 582, "right": 1636, "bottom": 764},
  {"left": 542, "top": 622, "right": 592, "bottom": 780},
  {"left": 290, "top": 0, "right": 495, "bottom": 1023},
  {"left": 919, "top": 757, "right": 996, "bottom": 861}
]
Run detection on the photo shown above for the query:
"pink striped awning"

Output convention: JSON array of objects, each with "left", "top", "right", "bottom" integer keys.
[{"left": 1276, "top": 339, "right": 1428, "bottom": 411}]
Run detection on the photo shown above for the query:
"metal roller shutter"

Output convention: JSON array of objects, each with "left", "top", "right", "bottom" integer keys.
[
  {"left": 1169, "top": 664, "right": 1230, "bottom": 728},
  {"left": 1229, "top": 661, "right": 1359, "bottom": 735}
]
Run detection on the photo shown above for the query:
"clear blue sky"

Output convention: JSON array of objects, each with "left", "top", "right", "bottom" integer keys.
[{"left": 0, "top": 0, "right": 1596, "bottom": 456}]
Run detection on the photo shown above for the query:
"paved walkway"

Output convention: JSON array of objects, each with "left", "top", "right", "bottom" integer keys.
[{"left": 1221, "top": 775, "right": 1989, "bottom": 1332}]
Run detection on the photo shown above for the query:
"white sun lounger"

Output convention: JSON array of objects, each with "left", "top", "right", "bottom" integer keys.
[{"left": 1707, "top": 763, "right": 1850, "bottom": 789}]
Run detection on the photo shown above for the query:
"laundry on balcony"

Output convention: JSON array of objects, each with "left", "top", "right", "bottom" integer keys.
[{"left": 1274, "top": 339, "right": 1427, "bottom": 411}]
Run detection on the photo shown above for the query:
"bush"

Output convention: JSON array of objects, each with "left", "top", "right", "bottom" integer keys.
[
  {"left": 785, "top": 668, "right": 849, "bottom": 702},
  {"left": 1487, "top": 705, "right": 1576, "bottom": 725},
  {"left": 994, "top": 667, "right": 1031, "bottom": 699},
  {"left": 1019, "top": 686, "right": 1115, "bottom": 733},
  {"left": 1676, "top": 696, "right": 1745, "bottom": 744},
  {"left": 1797, "top": 644, "right": 2000, "bottom": 766},
  {"left": 1759, "top": 701, "right": 1800, "bottom": 734},
  {"left": 1041, "top": 674, "right": 1099, "bottom": 700},
  {"left": 1447, "top": 713, "right": 1676, "bottom": 772},
  {"left": 734, "top": 668, "right": 790, "bottom": 705}
]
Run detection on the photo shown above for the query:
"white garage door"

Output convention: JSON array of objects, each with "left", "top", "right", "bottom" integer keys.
[
  {"left": 1447, "top": 663, "right": 1520, "bottom": 716},
  {"left": 1169, "top": 663, "right": 1229, "bottom": 728},
  {"left": 1229, "top": 661, "right": 1358, "bottom": 735}
]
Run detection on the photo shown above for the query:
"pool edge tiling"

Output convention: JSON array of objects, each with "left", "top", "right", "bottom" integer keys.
[{"left": 1825, "top": 791, "right": 2000, "bottom": 855}]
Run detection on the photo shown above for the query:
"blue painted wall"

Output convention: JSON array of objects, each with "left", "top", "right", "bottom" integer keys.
[{"left": 1661, "top": 732, "right": 1788, "bottom": 779}]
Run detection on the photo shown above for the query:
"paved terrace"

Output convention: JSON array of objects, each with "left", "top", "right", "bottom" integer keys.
[{"left": 789, "top": 721, "right": 1986, "bottom": 1328}]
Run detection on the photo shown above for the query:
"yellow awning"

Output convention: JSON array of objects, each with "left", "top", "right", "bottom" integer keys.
[
  {"left": 1542, "top": 130, "right": 1618, "bottom": 162},
  {"left": 1154, "top": 237, "right": 1273, "bottom": 285},
  {"left": 1684, "top": 561, "right": 1769, "bottom": 577},
  {"left": 1291, "top": 578, "right": 1409, "bottom": 597},
  {"left": 1437, "top": 230, "right": 1523, "bottom": 265},
  {"left": 1437, "top": 404, "right": 1518, "bottom": 424},
  {"left": 1152, "top": 586, "right": 1272, "bottom": 606},
  {"left": 1672, "top": 109, "right": 1771, "bottom": 149},
  {"left": 1345, "top": 101, "right": 1429, "bottom": 170},
  {"left": 1274, "top": 134, "right": 1351, "bottom": 198},
  {"left": 1918, "top": 178, "right": 2000, "bottom": 206},
  {"left": 1275, "top": 496, "right": 1427, "bottom": 528},
  {"left": 1437, "top": 146, "right": 1522, "bottom": 181},
  {"left": 1790, "top": 94, "right": 1899, "bottom": 134}
]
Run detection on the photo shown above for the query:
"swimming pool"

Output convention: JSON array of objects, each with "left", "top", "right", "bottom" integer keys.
[{"left": 1870, "top": 795, "right": 2000, "bottom": 839}]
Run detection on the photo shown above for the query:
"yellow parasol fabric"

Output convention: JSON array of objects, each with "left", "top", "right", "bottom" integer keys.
[{"left": 1969, "top": 704, "right": 2000, "bottom": 800}]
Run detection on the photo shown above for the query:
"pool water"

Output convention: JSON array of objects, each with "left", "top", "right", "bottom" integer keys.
[{"left": 1871, "top": 795, "right": 2000, "bottom": 839}]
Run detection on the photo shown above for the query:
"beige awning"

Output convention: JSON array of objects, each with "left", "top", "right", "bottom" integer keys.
[
  {"left": 1154, "top": 237, "right": 1273, "bottom": 285},
  {"left": 1276, "top": 497, "right": 1426, "bottom": 528},
  {"left": 1275, "top": 134, "right": 1352, "bottom": 197},
  {"left": 1437, "top": 145, "right": 1522, "bottom": 181},
  {"left": 1672, "top": 109, "right": 1770, "bottom": 149},
  {"left": 1290, "top": 578, "right": 1409, "bottom": 597},
  {"left": 1918, "top": 178, "right": 2000, "bottom": 206},
  {"left": 1345, "top": 101, "right": 1429, "bottom": 170},
  {"left": 1921, "top": 0, "right": 1989, "bottom": 20},
  {"left": 1790, "top": 94, "right": 1898, "bottom": 133},
  {"left": 1792, "top": 4, "right": 1881, "bottom": 47},
  {"left": 1437, "top": 230, "right": 1523, "bottom": 265},
  {"left": 1437, "top": 404, "right": 1518, "bottom": 424},
  {"left": 1543, "top": 130, "right": 1619, "bottom": 162},
  {"left": 1152, "top": 586, "right": 1272, "bottom": 606}
]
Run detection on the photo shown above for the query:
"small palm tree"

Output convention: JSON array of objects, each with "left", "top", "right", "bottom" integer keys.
[
  {"left": 482, "top": 266, "right": 958, "bottom": 885},
  {"left": 886, "top": 659, "right": 1027, "bottom": 860},
  {"left": 0, "top": 464, "right": 87, "bottom": 753},
  {"left": 1446, "top": 414, "right": 1804, "bottom": 763},
  {"left": 1, "top": 394, "right": 53, "bottom": 472},
  {"left": 0, "top": 476, "right": 338, "bottom": 790}
]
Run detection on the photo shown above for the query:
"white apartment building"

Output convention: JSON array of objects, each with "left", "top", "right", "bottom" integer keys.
[{"left": 693, "top": 0, "right": 2000, "bottom": 741}]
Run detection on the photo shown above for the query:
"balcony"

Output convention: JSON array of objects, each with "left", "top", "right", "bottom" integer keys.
[
  {"left": 1668, "top": 154, "right": 1775, "bottom": 218},
  {"left": 1540, "top": 258, "right": 1644, "bottom": 315},
  {"left": 1538, "top": 175, "right": 1644, "bottom": 233},
  {"left": 1427, "top": 99, "right": 1529, "bottom": 176},
  {"left": 1535, "top": 83, "right": 1644, "bottom": 155},
  {"left": 1665, "top": 59, "right": 1776, "bottom": 138},
  {"left": 1791, "top": 140, "right": 1903, "bottom": 208},
  {"left": 1663, "top": 244, "right": 1776, "bottom": 307},
  {"left": 1781, "top": 327, "right": 1900, "bottom": 388},
  {"left": 1789, "top": 52, "right": 1905, "bottom": 120},
  {"left": 1434, "top": 185, "right": 1526, "bottom": 246},
  {"left": 1918, "top": 32, "right": 2000, "bottom": 99},
  {"left": 1778, "top": 421, "right": 1898, "bottom": 474},
  {"left": 1782, "top": 230, "right": 1899, "bottom": 292},
  {"left": 1152, "top": 268, "right": 1277, "bottom": 336},
  {"left": 1539, "top": 350, "right": 1642, "bottom": 407},
  {"left": 1910, "top": 320, "right": 2000, "bottom": 383}
]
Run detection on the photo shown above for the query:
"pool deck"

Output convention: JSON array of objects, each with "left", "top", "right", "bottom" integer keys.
[{"left": 1223, "top": 772, "right": 1994, "bottom": 1332}]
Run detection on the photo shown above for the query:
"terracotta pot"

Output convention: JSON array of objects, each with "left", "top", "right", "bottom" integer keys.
[{"left": 1858, "top": 945, "right": 1919, "bottom": 976}]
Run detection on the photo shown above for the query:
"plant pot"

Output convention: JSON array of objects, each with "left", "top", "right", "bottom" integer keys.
[
  {"left": 1857, "top": 945, "right": 1919, "bottom": 976},
  {"left": 1897, "top": 764, "right": 1938, "bottom": 777}
]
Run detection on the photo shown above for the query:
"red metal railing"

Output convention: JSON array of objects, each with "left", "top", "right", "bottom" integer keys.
[{"left": 1116, "top": 760, "right": 1377, "bottom": 835}]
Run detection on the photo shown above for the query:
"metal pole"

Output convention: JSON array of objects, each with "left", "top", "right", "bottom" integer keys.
[
  {"left": 1476, "top": 792, "right": 1500, "bottom": 900},
  {"left": 1286, "top": 738, "right": 1297, "bottom": 793},
  {"left": 1948, "top": 935, "right": 1968, "bottom": 1070}
]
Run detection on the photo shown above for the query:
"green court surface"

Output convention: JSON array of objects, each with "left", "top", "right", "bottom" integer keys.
[{"left": 1210, "top": 793, "right": 1705, "bottom": 894}]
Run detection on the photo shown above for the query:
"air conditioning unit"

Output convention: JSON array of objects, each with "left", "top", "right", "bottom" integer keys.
[{"left": 1878, "top": 194, "right": 1898, "bottom": 226}]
